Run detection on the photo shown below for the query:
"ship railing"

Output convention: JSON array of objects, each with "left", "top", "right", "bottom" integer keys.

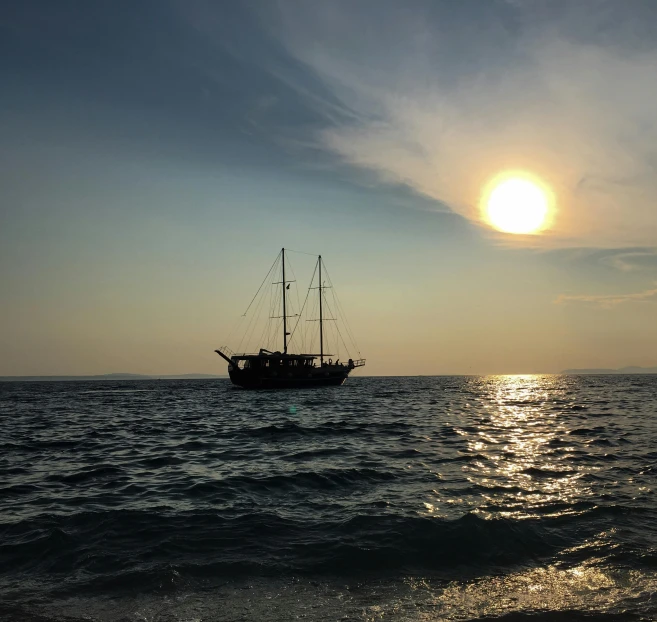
[
  {"left": 351, "top": 359, "right": 366, "bottom": 368},
  {"left": 217, "top": 346, "right": 235, "bottom": 358},
  {"left": 230, "top": 352, "right": 318, "bottom": 358}
]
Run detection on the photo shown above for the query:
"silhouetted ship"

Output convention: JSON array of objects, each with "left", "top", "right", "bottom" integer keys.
[{"left": 216, "top": 248, "right": 365, "bottom": 389}]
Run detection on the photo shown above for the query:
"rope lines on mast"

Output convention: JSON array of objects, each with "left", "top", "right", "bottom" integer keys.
[
  {"left": 240, "top": 252, "right": 280, "bottom": 318},
  {"left": 263, "top": 279, "right": 282, "bottom": 352},
  {"left": 320, "top": 291, "right": 350, "bottom": 359},
  {"left": 223, "top": 250, "right": 362, "bottom": 362},
  {"left": 236, "top": 252, "right": 280, "bottom": 354},
  {"left": 284, "top": 248, "right": 320, "bottom": 257},
  {"left": 238, "top": 268, "right": 273, "bottom": 354},
  {"left": 322, "top": 262, "right": 362, "bottom": 357},
  {"left": 257, "top": 278, "right": 276, "bottom": 351},
  {"left": 287, "top": 259, "right": 318, "bottom": 348},
  {"left": 285, "top": 255, "right": 304, "bottom": 353},
  {"left": 308, "top": 292, "right": 319, "bottom": 353},
  {"left": 219, "top": 253, "right": 278, "bottom": 349}
]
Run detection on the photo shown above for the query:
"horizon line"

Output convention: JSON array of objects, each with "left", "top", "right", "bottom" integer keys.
[{"left": 2, "top": 369, "right": 657, "bottom": 381}]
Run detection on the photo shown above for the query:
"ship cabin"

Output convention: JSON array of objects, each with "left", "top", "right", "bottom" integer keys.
[
  {"left": 230, "top": 350, "right": 321, "bottom": 371},
  {"left": 220, "top": 348, "right": 363, "bottom": 372}
]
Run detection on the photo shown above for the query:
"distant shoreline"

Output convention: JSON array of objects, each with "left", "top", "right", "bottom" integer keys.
[
  {"left": 561, "top": 366, "right": 657, "bottom": 375},
  {"left": 0, "top": 374, "right": 226, "bottom": 382}
]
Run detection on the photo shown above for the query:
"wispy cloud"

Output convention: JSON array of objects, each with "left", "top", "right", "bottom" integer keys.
[
  {"left": 599, "top": 249, "right": 657, "bottom": 272},
  {"left": 251, "top": 0, "right": 657, "bottom": 249},
  {"left": 555, "top": 285, "right": 657, "bottom": 308}
]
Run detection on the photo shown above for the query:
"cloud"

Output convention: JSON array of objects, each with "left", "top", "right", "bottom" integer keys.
[
  {"left": 599, "top": 249, "right": 657, "bottom": 272},
  {"left": 254, "top": 0, "right": 657, "bottom": 248},
  {"left": 555, "top": 285, "right": 657, "bottom": 308}
]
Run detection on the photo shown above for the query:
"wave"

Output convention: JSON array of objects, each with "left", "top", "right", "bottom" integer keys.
[
  {"left": 2, "top": 375, "right": 657, "bottom": 617},
  {"left": 234, "top": 419, "right": 414, "bottom": 440},
  {"left": 184, "top": 467, "right": 397, "bottom": 497},
  {"left": 46, "top": 465, "right": 125, "bottom": 485},
  {"left": 3, "top": 504, "right": 650, "bottom": 594}
]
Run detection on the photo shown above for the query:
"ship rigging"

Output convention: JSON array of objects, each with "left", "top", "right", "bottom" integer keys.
[{"left": 215, "top": 248, "right": 365, "bottom": 389}]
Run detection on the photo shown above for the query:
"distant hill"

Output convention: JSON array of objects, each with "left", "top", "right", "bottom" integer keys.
[
  {"left": 147, "top": 374, "right": 226, "bottom": 380},
  {"left": 562, "top": 366, "right": 657, "bottom": 375},
  {"left": 0, "top": 373, "right": 225, "bottom": 382}
]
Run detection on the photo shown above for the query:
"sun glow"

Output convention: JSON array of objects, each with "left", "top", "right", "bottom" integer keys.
[{"left": 483, "top": 174, "right": 551, "bottom": 235}]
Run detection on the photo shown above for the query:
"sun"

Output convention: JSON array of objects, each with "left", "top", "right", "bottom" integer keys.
[{"left": 483, "top": 174, "right": 551, "bottom": 235}]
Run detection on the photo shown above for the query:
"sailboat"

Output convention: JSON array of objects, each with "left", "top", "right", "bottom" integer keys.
[{"left": 215, "top": 248, "right": 365, "bottom": 389}]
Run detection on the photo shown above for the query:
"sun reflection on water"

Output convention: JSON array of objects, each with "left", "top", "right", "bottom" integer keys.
[
  {"left": 425, "top": 374, "right": 598, "bottom": 520},
  {"left": 468, "top": 375, "right": 592, "bottom": 519},
  {"left": 408, "top": 374, "right": 657, "bottom": 618},
  {"left": 406, "top": 562, "right": 655, "bottom": 620}
]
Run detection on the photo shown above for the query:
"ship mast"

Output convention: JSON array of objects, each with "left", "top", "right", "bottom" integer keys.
[
  {"left": 318, "top": 255, "right": 323, "bottom": 364},
  {"left": 282, "top": 247, "right": 288, "bottom": 354}
]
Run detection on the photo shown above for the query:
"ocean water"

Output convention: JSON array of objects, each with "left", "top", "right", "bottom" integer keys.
[{"left": 1, "top": 375, "right": 656, "bottom": 621}]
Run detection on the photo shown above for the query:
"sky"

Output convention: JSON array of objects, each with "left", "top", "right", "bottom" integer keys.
[{"left": 2, "top": 0, "right": 657, "bottom": 376}]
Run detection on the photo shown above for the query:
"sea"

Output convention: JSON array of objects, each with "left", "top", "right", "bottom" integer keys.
[{"left": 1, "top": 375, "right": 656, "bottom": 621}]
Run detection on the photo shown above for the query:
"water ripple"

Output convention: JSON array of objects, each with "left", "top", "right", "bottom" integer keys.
[{"left": 1, "top": 375, "right": 656, "bottom": 620}]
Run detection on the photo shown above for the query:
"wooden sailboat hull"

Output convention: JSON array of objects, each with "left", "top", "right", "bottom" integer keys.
[{"left": 228, "top": 368, "right": 350, "bottom": 389}]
